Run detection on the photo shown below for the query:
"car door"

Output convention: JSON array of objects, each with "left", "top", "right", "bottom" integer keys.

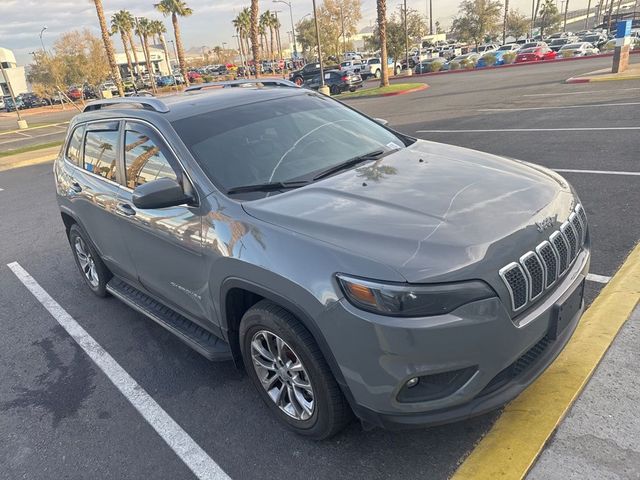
[
  {"left": 65, "top": 120, "right": 136, "bottom": 281},
  {"left": 115, "top": 121, "right": 209, "bottom": 321}
]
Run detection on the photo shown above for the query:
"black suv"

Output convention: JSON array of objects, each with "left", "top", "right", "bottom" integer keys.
[{"left": 289, "top": 62, "right": 338, "bottom": 86}]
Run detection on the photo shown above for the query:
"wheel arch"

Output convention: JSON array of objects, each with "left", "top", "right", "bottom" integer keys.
[{"left": 219, "top": 277, "right": 356, "bottom": 408}]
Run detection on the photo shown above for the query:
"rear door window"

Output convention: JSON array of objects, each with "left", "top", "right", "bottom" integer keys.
[
  {"left": 66, "top": 124, "right": 85, "bottom": 166},
  {"left": 83, "top": 122, "right": 120, "bottom": 182},
  {"left": 124, "top": 125, "right": 178, "bottom": 189}
]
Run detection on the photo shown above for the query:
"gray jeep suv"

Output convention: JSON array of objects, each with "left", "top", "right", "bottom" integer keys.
[{"left": 55, "top": 81, "right": 590, "bottom": 439}]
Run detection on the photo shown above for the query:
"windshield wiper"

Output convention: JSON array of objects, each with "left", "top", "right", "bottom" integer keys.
[
  {"left": 312, "top": 150, "right": 386, "bottom": 181},
  {"left": 227, "top": 180, "right": 310, "bottom": 194}
]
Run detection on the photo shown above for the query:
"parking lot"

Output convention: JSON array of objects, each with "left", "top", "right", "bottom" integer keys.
[{"left": 1, "top": 56, "right": 638, "bottom": 479}]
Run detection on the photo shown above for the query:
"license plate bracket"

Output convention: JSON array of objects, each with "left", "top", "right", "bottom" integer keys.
[{"left": 549, "top": 279, "right": 585, "bottom": 340}]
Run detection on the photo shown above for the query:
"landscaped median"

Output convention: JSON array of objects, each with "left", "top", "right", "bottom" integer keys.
[
  {"left": 0, "top": 143, "right": 62, "bottom": 173},
  {"left": 338, "top": 83, "right": 428, "bottom": 100}
]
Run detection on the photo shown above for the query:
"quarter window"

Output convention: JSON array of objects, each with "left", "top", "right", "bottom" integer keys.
[
  {"left": 66, "top": 125, "right": 85, "bottom": 166},
  {"left": 83, "top": 129, "right": 119, "bottom": 181},
  {"left": 124, "top": 129, "right": 177, "bottom": 189}
]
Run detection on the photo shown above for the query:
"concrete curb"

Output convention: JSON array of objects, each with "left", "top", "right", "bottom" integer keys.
[
  {"left": 566, "top": 73, "right": 640, "bottom": 83},
  {"left": 341, "top": 83, "right": 429, "bottom": 100},
  {"left": 0, "top": 146, "right": 61, "bottom": 173},
  {"left": 452, "top": 242, "right": 640, "bottom": 480}
]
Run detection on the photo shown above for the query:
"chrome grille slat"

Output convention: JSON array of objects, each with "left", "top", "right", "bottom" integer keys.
[
  {"left": 499, "top": 204, "right": 587, "bottom": 314},
  {"left": 520, "top": 252, "right": 545, "bottom": 301},
  {"left": 536, "top": 241, "right": 558, "bottom": 288}
]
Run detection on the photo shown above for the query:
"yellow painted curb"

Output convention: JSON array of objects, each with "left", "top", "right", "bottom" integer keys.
[
  {"left": 452, "top": 242, "right": 640, "bottom": 480},
  {"left": 588, "top": 74, "right": 640, "bottom": 82}
]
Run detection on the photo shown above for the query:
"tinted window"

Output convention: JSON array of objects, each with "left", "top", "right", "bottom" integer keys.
[
  {"left": 172, "top": 93, "right": 407, "bottom": 193},
  {"left": 124, "top": 128, "right": 177, "bottom": 189},
  {"left": 83, "top": 129, "right": 119, "bottom": 181},
  {"left": 66, "top": 125, "right": 85, "bottom": 166}
]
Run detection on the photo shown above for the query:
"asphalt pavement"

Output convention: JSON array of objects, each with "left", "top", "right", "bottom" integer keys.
[{"left": 1, "top": 56, "right": 638, "bottom": 480}]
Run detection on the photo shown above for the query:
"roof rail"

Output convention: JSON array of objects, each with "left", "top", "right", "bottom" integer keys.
[
  {"left": 83, "top": 97, "right": 170, "bottom": 113},
  {"left": 185, "top": 78, "right": 298, "bottom": 92}
]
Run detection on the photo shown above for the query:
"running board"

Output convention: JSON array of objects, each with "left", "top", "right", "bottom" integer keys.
[{"left": 106, "top": 277, "right": 232, "bottom": 361}]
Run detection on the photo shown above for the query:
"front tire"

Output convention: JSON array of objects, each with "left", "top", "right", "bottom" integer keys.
[
  {"left": 68, "top": 224, "right": 112, "bottom": 297},
  {"left": 240, "top": 300, "right": 352, "bottom": 440}
]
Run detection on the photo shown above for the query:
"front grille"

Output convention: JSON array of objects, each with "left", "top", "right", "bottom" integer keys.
[{"left": 499, "top": 204, "right": 587, "bottom": 312}]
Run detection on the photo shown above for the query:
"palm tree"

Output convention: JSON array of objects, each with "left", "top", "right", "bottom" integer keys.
[
  {"left": 111, "top": 11, "right": 135, "bottom": 81},
  {"left": 110, "top": 10, "right": 142, "bottom": 81},
  {"left": 149, "top": 20, "right": 173, "bottom": 81},
  {"left": 233, "top": 8, "right": 252, "bottom": 68},
  {"left": 250, "top": 0, "right": 260, "bottom": 77},
  {"left": 155, "top": 0, "right": 193, "bottom": 86},
  {"left": 267, "top": 11, "right": 277, "bottom": 60},
  {"left": 91, "top": 0, "right": 125, "bottom": 96},
  {"left": 376, "top": 0, "right": 389, "bottom": 87},
  {"left": 136, "top": 17, "right": 157, "bottom": 93}
]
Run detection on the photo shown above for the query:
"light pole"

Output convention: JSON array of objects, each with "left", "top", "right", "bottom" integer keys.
[
  {"left": 169, "top": 39, "right": 179, "bottom": 72},
  {"left": 311, "top": 0, "right": 328, "bottom": 95},
  {"left": 273, "top": 0, "right": 297, "bottom": 59},
  {"left": 39, "top": 26, "right": 47, "bottom": 53}
]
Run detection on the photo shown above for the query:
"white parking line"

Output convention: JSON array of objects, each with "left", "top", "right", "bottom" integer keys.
[
  {"left": 554, "top": 168, "right": 640, "bottom": 176},
  {"left": 586, "top": 273, "right": 612, "bottom": 284},
  {"left": 523, "top": 88, "right": 640, "bottom": 97},
  {"left": 0, "top": 130, "right": 63, "bottom": 146},
  {"left": 478, "top": 102, "right": 640, "bottom": 112},
  {"left": 416, "top": 127, "right": 640, "bottom": 133},
  {"left": 6, "top": 262, "right": 231, "bottom": 480}
]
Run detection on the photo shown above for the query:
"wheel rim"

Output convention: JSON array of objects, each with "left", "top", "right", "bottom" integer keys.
[
  {"left": 74, "top": 237, "right": 99, "bottom": 288},
  {"left": 295, "top": 77, "right": 303, "bottom": 86},
  {"left": 250, "top": 330, "right": 315, "bottom": 421}
]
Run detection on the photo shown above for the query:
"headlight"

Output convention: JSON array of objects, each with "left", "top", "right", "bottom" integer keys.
[{"left": 336, "top": 274, "right": 496, "bottom": 317}]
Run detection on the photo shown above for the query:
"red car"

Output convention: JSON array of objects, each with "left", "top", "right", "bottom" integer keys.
[
  {"left": 515, "top": 47, "right": 557, "bottom": 63},
  {"left": 66, "top": 87, "right": 83, "bottom": 101},
  {"left": 187, "top": 71, "right": 202, "bottom": 82}
]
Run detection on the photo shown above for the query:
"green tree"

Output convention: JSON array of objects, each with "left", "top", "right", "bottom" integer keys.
[
  {"left": 367, "top": 11, "right": 425, "bottom": 68},
  {"left": 111, "top": 11, "right": 135, "bottom": 80},
  {"left": 451, "top": 0, "right": 503, "bottom": 48},
  {"left": 504, "top": 9, "right": 530, "bottom": 39},
  {"left": 233, "top": 8, "right": 252, "bottom": 66},
  {"left": 135, "top": 17, "right": 157, "bottom": 91},
  {"left": 154, "top": 0, "right": 193, "bottom": 85},
  {"left": 536, "top": 0, "right": 561, "bottom": 37}
]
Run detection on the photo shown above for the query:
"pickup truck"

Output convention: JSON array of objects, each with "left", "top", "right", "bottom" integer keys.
[{"left": 361, "top": 57, "right": 402, "bottom": 79}]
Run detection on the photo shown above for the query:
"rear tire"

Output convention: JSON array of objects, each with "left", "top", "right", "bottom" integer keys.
[
  {"left": 68, "top": 224, "right": 112, "bottom": 297},
  {"left": 330, "top": 85, "right": 341, "bottom": 96},
  {"left": 240, "top": 300, "right": 352, "bottom": 440}
]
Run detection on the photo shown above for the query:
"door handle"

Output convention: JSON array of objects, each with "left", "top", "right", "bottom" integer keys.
[
  {"left": 116, "top": 203, "right": 136, "bottom": 216},
  {"left": 70, "top": 182, "right": 82, "bottom": 193}
]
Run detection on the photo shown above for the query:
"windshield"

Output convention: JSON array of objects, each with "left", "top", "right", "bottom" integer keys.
[
  {"left": 561, "top": 44, "right": 582, "bottom": 49},
  {"left": 584, "top": 36, "right": 600, "bottom": 42},
  {"left": 172, "top": 93, "right": 407, "bottom": 193},
  {"left": 367, "top": 58, "right": 379, "bottom": 64},
  {"left": 551, "top": 39, "right": 568, "bottom": 45},
  {"left": 520, "top": 48, "right": 536, "bottom": 53},
  {"left": 498, "top": 45, "right": 513, "bottom": 50}
]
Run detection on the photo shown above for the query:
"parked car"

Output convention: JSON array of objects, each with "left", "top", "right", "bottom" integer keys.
[
  {"left": 579, "top": 34, "right": 607, "bottom": 49},
  {"left": 100, "top": 81, "right": 118, "bottom": 96},
  {"left": 289, "top": 63, "right": 323, "bottom": 85},
  {"left": 549, "top": 38, "right": 577, "bottom": 52},
  {"left": 520, "top": 41, "right": 548, "bottom": 50},
  {"left": 187, "top": 71, "right": 202, "bottom": 82},
  {"left": 4, "top": 96, "right": 26, "bottom": 111},
  {"left": 545, "top": 31, "right": 572, "bottom": 41},
  {"left": 157, "top": 75, "right": 178, "bottom": 87},
  {"left": 558, "top": 42, "right": 600, "bottom": 56},
  {"left": 473, "top": 44, "right": 499, "bottom": 55},
  {"left": 305, "top": 70, "right": 363, "bottom": 95},
  {"left": 515, "top": 46, "right": 557, "bottom": 62},
  {"left": 413, "top": 57, "right": 448, "bottom": 73},
  {"left": 0, "top": 96, "right": 5, "bottom": 110},
  {"left": 17, "top": 93, "right": 48, "bottom": 108},
  {"left": 343, "top": 51, "right": 362, "bottom": 60},
  {"left": 362, "top": 57, "right": 402, "bottom": 79},
  {"left": 67, "top": 87, "right": 83, "bottom": 101},
  {"left": 476, "top": 49, "right": 513, "bottom": 67},
  {"left": 55, "top": 82, "right": 590, "bottom": 440},
  {"left": 448, "top": 52, "right": 481, "bottom": 68},
  {"left": 339, "top": 59, "right": 364, "bottom": 74}
]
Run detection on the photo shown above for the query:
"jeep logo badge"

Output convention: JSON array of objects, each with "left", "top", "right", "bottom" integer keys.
[{"left": 535, "top": 216, "right": 554, "bottom": 232}]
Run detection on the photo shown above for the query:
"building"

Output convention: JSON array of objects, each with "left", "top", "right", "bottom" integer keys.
[
  {"left": 115, "top": 46, "right": 171, "bottom": 79},
  {"left": 0, "top": 47, "right": 29, "bottom": 96}
]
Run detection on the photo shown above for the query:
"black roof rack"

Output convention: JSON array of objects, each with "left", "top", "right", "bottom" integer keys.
[
  {"left": 185, "top": 78, "right": 298, "bottom": 92},
  {"left": 83, "top": 97, "right": 170, "bottom": 113}
]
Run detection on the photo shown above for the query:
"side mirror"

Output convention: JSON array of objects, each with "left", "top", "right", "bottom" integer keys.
[
  {"left": 374, "top": 117, "right": 389, "bottom": 126},
  {"left": 132, "top": 178, "right": 193, "bottom": 209}
]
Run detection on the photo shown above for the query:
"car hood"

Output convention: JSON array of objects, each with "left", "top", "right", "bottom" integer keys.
[{"left": 243, "top": 140, "right": 576, "bottom": 283}]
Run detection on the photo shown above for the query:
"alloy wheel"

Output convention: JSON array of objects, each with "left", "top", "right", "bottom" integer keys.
[
  {"left": 74, "top": 237, "right": 99, "bottom": 287},
  {"left": 250, "top": 330, "right": 315, "bottom": 421}
]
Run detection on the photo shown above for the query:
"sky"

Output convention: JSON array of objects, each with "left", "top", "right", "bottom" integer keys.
[{"left": 1, "top": 0, "right": 594, "bottom": 66}]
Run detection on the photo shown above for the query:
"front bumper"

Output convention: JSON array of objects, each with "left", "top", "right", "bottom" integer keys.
[{"left": 317, "top": 248, "right": 590, "bottom": 428}]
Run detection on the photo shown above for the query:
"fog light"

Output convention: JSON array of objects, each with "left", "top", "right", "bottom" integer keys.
[{"left": 406, "top": 377, "right": 419, "bottom": 388}]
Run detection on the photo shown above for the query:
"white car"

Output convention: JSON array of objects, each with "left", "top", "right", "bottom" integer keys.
[
  {"left": 475, "top": 44, "right": 499, "bottom": 55},
  {"left": 496, "top": 44, "right": 521, "bottom": 52},
  {"left": 362, "top": 57, "right": 402, "bottom": 78},
  {"left": 559, "top": 42, "right": 599, "bottom": 56},
  {"left": 343, "top": 51, "right": 362, "bottom": 60},
  {"left": 339, "top": 59, "right": 364, "bottom": 74}
]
